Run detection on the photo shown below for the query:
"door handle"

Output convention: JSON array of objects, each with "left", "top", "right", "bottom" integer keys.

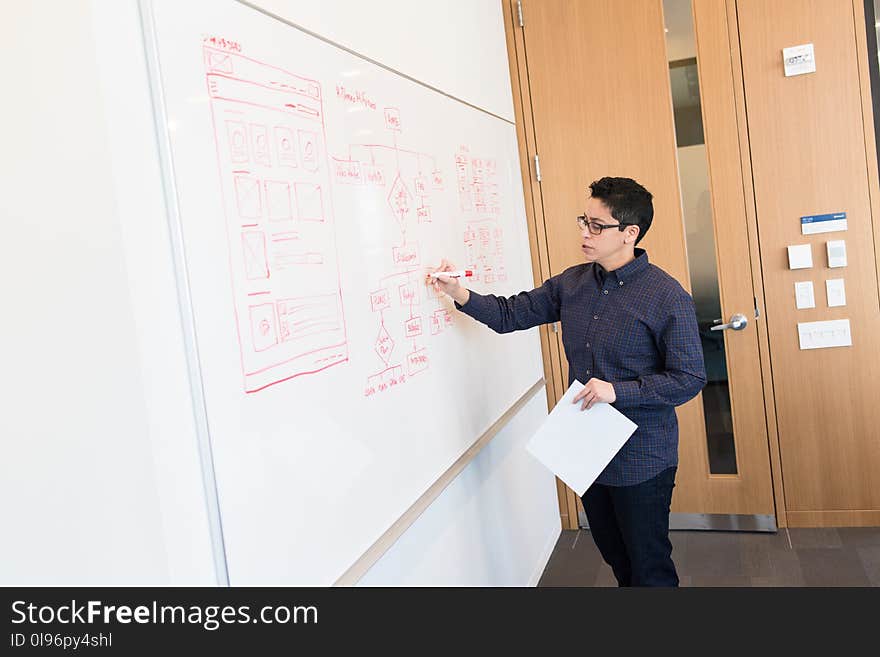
[{"left": 710, "top": 313, "right": 748, "bottom": 332}]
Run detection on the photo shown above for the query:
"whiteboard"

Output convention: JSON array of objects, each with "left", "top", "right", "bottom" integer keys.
[{"left": 144, "top": 0, "right": 543, "bottom": 584}]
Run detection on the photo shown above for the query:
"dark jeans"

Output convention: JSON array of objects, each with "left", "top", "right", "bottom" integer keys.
[{"left": 581, "top": 466, "right": 678, "bottom": 587}]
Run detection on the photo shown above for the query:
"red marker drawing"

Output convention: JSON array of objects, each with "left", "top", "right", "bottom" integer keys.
[{"left": 430, "top": 269, "right": 474, "bottom": 279}]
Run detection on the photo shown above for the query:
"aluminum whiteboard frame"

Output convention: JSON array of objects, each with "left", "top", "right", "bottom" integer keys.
[{"left": 138, "top": 0, "right": 230, "bottom": 586}]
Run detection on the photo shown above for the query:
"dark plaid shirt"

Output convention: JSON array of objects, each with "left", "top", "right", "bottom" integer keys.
[{"left": 457, "top": 248, "right": 706, "bottom": 486}]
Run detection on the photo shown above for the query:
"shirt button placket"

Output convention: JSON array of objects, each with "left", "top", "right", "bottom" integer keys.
[{"left": 594, "top": 285, "right": 606, "bottom": 373}]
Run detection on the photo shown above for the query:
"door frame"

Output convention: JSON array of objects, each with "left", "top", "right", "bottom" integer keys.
[
  {"left": 710, "top": 0, "right": 788, "bottom": 526},
  {"left": 502, "top": 0, "right": 581, "bottom": 529}
]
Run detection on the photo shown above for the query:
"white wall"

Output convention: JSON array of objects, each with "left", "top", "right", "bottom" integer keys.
[
  {"left": 254, "top": 0, "right": 516, "bottom": 122},
  {"left": 0, "top": 0, "right": 215, "bottom": 585},
  {"left": 1, "top": 0, "right": 558, "bottom": 586}
]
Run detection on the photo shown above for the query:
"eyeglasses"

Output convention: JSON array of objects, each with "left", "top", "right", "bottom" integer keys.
[{"left": 575, "top": 215, "right": 635, "bottom": 236}]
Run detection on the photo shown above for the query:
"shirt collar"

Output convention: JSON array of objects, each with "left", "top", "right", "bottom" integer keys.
[{"left": 596, "top": 248, "right": 649, "bottom": 285}]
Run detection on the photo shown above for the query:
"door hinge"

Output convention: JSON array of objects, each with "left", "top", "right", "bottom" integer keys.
[
  {"left": 550, "top": 321, "right": 558, "bottom": 333},
  {"left": 754, "top": 296, "right": 761, "bottom": 319},
  {"left": 534, "top": 153, "right": 542, "bottom": 182},
  {"left": 517, "top": 0, "right": 524, "bottom": 27}
]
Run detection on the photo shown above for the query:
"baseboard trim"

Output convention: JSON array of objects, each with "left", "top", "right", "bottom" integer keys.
[
  {"left": 787, "top": 509, "right": 880, "bottom": 527},
  {"left": 669, "top": 513, "right": 777, "bottom": 531},
  {"left": 581, "top": 513, "right": 778, "bottom": 532}
]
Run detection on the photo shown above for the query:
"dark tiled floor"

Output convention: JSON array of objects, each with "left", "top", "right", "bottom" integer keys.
[{"left": 538, "top": 527, "right": 880, "bottom": 587}]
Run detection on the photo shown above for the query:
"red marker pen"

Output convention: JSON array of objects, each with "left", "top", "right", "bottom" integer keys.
[{"left": 430, "top": 270, "right": 474, "bottom": 279}]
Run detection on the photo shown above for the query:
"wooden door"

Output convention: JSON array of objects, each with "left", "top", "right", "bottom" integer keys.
[{"left": 504, "top": 0, "right": 778, "bottom": 526}]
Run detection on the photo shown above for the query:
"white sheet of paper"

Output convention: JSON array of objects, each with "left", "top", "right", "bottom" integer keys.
[{"left": 525, "top": 381, "right": 637, "bottom": 496}]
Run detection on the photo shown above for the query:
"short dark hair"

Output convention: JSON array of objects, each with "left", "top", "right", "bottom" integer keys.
[{"left": 588, "top": 177, "right": 653, "bottom": 244}]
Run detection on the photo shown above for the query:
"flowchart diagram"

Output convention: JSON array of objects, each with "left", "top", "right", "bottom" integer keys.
[{"left": 202, "top": 44, "right": 509, "bottom": 395}]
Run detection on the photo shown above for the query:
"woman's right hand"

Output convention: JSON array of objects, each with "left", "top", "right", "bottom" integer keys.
[{"left": 427, "top": 258, "right": 470, "bottom": 305}]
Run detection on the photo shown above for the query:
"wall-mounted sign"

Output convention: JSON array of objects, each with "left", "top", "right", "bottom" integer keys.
[
  {"left": 783, "top": 43, "right": 816, "bottom": 77},
  {"left": 798, "top": 319, "right": 852, "bottom": 350},
  {"left": 826, "top": 279, "right": 846, "bottom": 307},
  {"left": 794, "top": 281, "right": 816, "bottom": 309},
  {"left": 827, "top": 240, "right": 848, "bottom": 268},
  {"left": 801, "top": 211, "right": 847, "bottom": 235}
]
